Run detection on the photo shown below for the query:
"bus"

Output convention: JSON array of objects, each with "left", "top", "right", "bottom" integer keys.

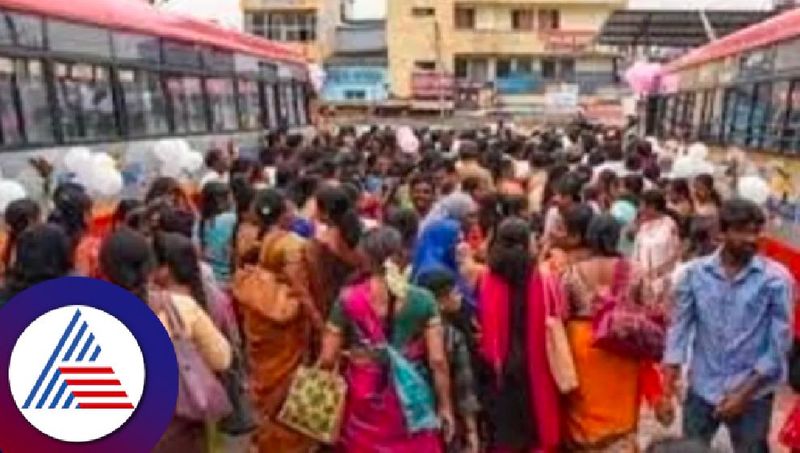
[
  {"left": 646, "top": 7, "right": 800, "bottom": 156},
  {"left": 0, "top": 0, "right": 311, "bottom": 172}
]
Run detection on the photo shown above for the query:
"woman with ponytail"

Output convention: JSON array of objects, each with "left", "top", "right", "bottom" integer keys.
[
  {"left": 302, "top": 184, "right": 363, "bottom": 321},
  {"left": 2, "top": 198, "right": 41, "bottom": 274},
  {"left": 198, "top": 181, "right": 236, "bottom": 285},
  {"left": 318, "top": 226, "right": 454, "bottom": 452},
  {"left": 150, "top": 232, "right": 232, "bottom": 452},
  {"left": 232, "top": 188, "right": 320, "bottom": 453},
  {"left": 48, "top": 182, "right": 100, "bottom": 277}
]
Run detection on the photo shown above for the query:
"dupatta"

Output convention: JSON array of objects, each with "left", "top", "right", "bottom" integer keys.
[{"left": 478, "top": 271, "right": 561, "bottom": 450}]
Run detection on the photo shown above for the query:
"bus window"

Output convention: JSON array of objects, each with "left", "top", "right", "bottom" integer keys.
[
  {"left": 766, "top": 80, "right": 790, "bottom": 151},
  {"left": 785, "top": 81, "right": 800, "bottom": 153},
  {"left": 729, "top": 84, "right": 755, "bottom": 147},
  {"left": 119, "top": 69, "right": 169, "bottom": 137},
  {"left": 263, "top": 83, "right": 278, "bottom": 129},
  {"left": 294, "top": 83, "right": 307, "bottom": 126},
  {"left": 15, "top": 59, "right": 53, "bottom": 144},
  {"left": 237, "top": 79, "right": 260, "bottom": 130},
  {"left": 709, "top": 89, "right": 724, "bottom": 142},
  {"left": 206, "top": 78, "right": 237, "bottom": 132},
  {"left": 166, "top": 76, "right": 206, "bottom": 133},
  {"left": 280, "top": 83, "right": 296, "bottom": 127},
  {"left": 54, "top": 62, "right": 118, "bottom": 142},
  {"left": 0, "top": 57, "right": 22, "bottom": 145},
  {"left": 749, "top": 82, "right": 772, "bottom": 149}
]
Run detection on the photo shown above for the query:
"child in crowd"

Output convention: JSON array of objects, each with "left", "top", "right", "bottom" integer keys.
[{"left": 417, "top": 267, "right": 480, "bottom": 453}]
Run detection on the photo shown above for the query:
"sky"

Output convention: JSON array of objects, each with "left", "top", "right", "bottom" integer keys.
[
  {"left": 349, "top": 0, "right": 386, "bottom": 19},
  {"left": 345, "top": 0, "right": 776, "bottom": 18}
]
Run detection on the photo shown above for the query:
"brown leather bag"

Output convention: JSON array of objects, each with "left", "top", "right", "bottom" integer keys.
[{"left": 233, "top": 265, "right": 300, "bottom": 325}]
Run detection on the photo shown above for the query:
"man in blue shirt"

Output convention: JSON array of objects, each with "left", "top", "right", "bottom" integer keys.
[{"left": 664, "top": 198, "right": 793, "bottom": 452}]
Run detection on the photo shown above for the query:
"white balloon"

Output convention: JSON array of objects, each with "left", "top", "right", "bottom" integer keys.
[
  {"left": 670, "top": 156, "right": 696, "bottom": 179},
  {"left": 0, "top": 179, "right": 27, "bottom": 212},
  {"left": 397, "top": 126, "right": 419, "bottom": 154},
  {"left": 63, "top": 147, "right": 92, "bottom": 173},
  {"left": 687, "top": 142, "right": 709, "bottom": 161},
  {"left": 92, "top": 152, "right": 116, "bottom": 170},
  {"left": 152, "top": 139, "right": 182, "bottom": 164},
  {"left": 184, "top": 151, "right": 204, "bottom": 173},
  {"left": 737, "top": 176, "right": 770, "bottom": 205}
]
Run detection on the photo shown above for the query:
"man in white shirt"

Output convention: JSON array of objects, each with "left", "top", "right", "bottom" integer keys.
[{"left": 199, "top": 149, "right": 231, "bottom": 188}]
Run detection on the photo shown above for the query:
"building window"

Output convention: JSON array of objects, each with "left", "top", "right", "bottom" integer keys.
[
  {"left": 415, "top": 61, "right": 437, "bottom": 71},
  {"left": 560, "top": 58, "right": 575, "bottom": 81},
  {"left": 541, "top": 58, "right": 575, "bottom": 81},
  {"left": 53, "top": 62, "right": 118, "bottom": 142},
  {"left": 411, "top": 7, "right": 435, "bottom": 17},
  {"left": 542, "top": 59, "right": 557, "bottom": 79},
  {"left": 455, "top": 58, "right": 468, "bottom": 79},
  {"left": 512, "top": 9, "right": 535, "bottom": 31},
  {"left": 118, "top": 68, "right": 169, "bottom": 137},
  {"left": 496, "top": 59, "right": 512, "bottom": 78},
  {"left": 247, "top": 11, "right": 316, "bottom": 42},
  {"left": 245, "top": 12, "right": 267, "bottom": 37},
  {"left": 538, "top": 9, "right": 560, "bottom": 31},
  {"left": 517, "top": 58, "right": 533, "bottom": 74},
  {"left": 455, "top": 7, "right": 475, "bottom": 29},
  {"left": 344, "top": 90, "right": 366, "bottom": 100}
]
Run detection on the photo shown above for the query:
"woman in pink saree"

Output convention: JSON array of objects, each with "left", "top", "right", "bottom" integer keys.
[
  {"left": 476, "top": 217, "right": 561, "bottom": 452},
  {"left": 319, "top": 227, "right": 454, "bottom": 453}
]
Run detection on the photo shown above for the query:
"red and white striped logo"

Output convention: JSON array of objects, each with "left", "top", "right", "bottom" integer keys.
[{"left": 9, "top": 306, "right": 145, "bottom": 442}]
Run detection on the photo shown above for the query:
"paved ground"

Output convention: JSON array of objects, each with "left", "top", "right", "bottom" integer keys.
[{"left": 638, "top": 387, "right": 795, "bottom": 452}]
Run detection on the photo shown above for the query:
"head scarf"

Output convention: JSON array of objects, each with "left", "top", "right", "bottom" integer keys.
[
  {"left": 411, "top": 218, "right": 475, "bottom": 308},
  {"left": 419, "top": 192, "right": 476, "bottom": 234}
]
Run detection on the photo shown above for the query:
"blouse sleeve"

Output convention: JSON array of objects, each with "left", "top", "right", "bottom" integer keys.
[
  {"left": 176, "top": 295, "right": 232, "bottom": 372},
  {"left": 416, "top": 288, "right": 441, "bottom": 327},
  {"left": 327, "top": 298, "right": 348, "bottom": 333}
]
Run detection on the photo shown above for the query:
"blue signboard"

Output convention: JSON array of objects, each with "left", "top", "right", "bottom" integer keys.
[{"left": 322, "top": 66, "right": 389, "bottom": 102}]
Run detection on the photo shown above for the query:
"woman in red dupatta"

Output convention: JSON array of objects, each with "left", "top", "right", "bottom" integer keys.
[{"left": 476, "top": 217, "right": 561, "bottom": 452}]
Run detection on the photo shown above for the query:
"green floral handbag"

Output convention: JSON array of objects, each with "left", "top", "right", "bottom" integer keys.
[{"left": 277, "top": 366, "right": 347, "bottom": 444}]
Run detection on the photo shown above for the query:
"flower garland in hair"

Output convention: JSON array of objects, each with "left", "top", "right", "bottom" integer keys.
[{"left": 384, "top": 259, "right": 408, "bottom": 300}]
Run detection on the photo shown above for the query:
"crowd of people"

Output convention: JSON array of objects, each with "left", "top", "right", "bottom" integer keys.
[{"left": 0, "top": 120, "right": 796, "bottom": 453}]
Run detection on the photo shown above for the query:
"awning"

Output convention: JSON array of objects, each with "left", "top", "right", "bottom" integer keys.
[{"left": 597, "top": 9, "right": 773, "bottom": 48}]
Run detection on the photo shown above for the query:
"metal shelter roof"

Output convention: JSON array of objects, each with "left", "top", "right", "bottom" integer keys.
[{"left": 597, "top": 9, "right": 774, "bottom": 48}]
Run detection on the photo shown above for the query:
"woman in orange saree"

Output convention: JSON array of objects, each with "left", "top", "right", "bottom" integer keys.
[
  {"left": 558, "top": 208, "right": 663, "bottom": 452},
  {"left": 232, "top": 189, "right": 320, "bottom": 453}
]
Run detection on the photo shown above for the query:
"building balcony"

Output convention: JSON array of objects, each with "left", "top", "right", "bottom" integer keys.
[
  {"left": 241, "top": 0, "right": 321, "bottom": 11},
  {"left": 447, "top": 29, "right": 606, "bottom": 55}
]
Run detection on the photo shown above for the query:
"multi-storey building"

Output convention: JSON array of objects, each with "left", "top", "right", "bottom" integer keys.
[
  {"left": 387, "top": 0, "right": 627, "bottom": 110},
  {"left": 242, "top": 0, "right": 342, "bottom": 63}
]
